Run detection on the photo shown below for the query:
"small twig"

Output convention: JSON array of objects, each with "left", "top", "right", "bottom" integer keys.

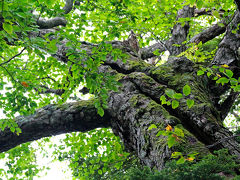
[
  {"left": 0, "top": 66, "right": 18, "bottom": 85},
  {"left": 38, "top": 76, "right": 57, "bottom": 82},
  {"left": 0, "top": 47, "right": 26, "bottom": 66}
]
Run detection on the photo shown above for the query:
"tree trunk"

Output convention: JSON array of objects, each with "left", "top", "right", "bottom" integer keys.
[{"left": 106, "top": 55, "right": 240, "bottom": 170}]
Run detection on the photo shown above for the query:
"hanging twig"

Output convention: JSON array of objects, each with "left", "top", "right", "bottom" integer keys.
[{"left": 0, "top": 47, "right": 26, "bottom": 66}]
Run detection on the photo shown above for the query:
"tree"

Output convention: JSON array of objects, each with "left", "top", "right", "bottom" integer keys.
[{"left": 0, "top": 0, "right": 240, "bottom": 179}]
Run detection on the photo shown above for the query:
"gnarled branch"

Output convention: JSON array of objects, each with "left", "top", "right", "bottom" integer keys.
[
  {"left": 37, "top": 0, "right": 75, "bottom": 29},
  {"left": 0, "top": 100, "right": 111, "bottom": 153},
  {"left": 190, "top": 19, "right": 229, "bottom": 44},
  {"left": 213, "top": 11, "right": 240, "bottom": 65},
  {"left": 37, "top": 17, "right": 67, "bottom": 29},
  {"left": 63, "top": 0, "right": 74, "bottom": 14}
]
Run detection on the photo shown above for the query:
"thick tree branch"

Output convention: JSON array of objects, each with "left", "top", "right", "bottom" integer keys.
[
  {"left": 140, "top": 6, "right": 195, "bottom": 59},
  {"left": 141, "top": 18, "right": 228, "bottom": 60},
  {"left": 0, "top": 100, "right": 111, "bottom": 153},
  {"left": 213, "top": 11, "right": 240, "bottom": 65},
  {"left": 220, "top": 92, "right": 239, "bottom": 121},
  {"left": 141, "top": 12, "right": 230, "bottom": 59},
  {"left": 140, "top": 41, "right": 169, "bottom": 60},
  {"left": 34, "top": 85, "right": 65, "bottom": 96},
  {"left": 168, "top": 6, "right": 194, "bottom": 55},
  {"left": 194, "top": 8, "right": 213, "bottom": 17},
  {"left": 63, "top": 0, "right": 74, "bottom": 14},
  {"left": 37, "top": 17, "right": 67, "bottom": 29},
  {"left": 190, "top": 19, "right": 228, "bottom": 44},
  {"left": 37, "top": 0, "right": 75, "bottom": 29}
]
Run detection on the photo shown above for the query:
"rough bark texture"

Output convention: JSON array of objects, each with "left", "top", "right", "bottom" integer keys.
[
  {"left": 0, "top": 100, "right": 111, "bottom": 153},
  {"left": 0, "top": 1, "right": 240, "bottom": 171}
]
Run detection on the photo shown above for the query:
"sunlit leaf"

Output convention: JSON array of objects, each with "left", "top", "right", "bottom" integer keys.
[
  {"left": 187, "top": 99, "right": 194, "bottom": 109},
  {"left": 173, "top": 93, "right": 183, "bottom": 100},
  {"left": 183, "top": 85, "right": 191, "bottom": 96},
  {"left": 172, "top": 100, "right": 179, "bottom": 109},
  {"left": 3, "top": 23, "right": 13, "bottom": 34},
  {"left": 165, "top": 89, "right": 175, "bottom": 98},
  {"left": 148, "top": 124, "right": 157, "bottom": 130},
  {"left": 197, "top": 70, "right": 204, "bottom": 76},
  {"left": 176, "top": 156, "right": 185, "bottom": 164}
]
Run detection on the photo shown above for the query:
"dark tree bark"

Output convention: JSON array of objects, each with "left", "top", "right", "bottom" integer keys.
[{"left": 0, "top": 1, "right": 240, "bottom": 171}]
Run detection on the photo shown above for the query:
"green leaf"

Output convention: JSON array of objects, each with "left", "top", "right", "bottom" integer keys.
[
  {"left": 233, "top": 85, "right": 240, "bottom": 92},
  {"left": 207, "top": 72, "right": 212, "bottom": 77},
  {"left": 168, "top": 136, "right": 176, "bottom": 148},
  {"left": 153, "top": 49, "right": 161, "bottom": 56},
  {"left": 101, "top": 156, "right": 108, "bottom": 162},
  {"left": 0, "top": 82, "right": 4, "bottom": 90},
  {"left": 189, "top": 0, "right": 195, "bottom": 5},
  {"left": 212, "top": 10, "right": 220, "bottom": 19},
  {"left": 148, "top": 124, "right": 157, "bottom": 131},
  {"left": 197, "top": 70, "right": 204, "bottom": 76},
  {"left": 160, "top": 95, "right": 167, "bottom": 104},
  {"left": 171, "top": 152, "right": 182, "bottom": 158},
  {"left": 176, "top": 156, "right": 185, "bottom": 164},
  {"left": 216, "top": 77, "right": 229, "bottom": 85},
  {"left": 188, "top": 152, "right": 199, "bottom": 157},
  {"left": 97, "top": 107, "right": 104, "bottom": 117},
  {"left": 183, "top": 85, "right": 191, "bottom": 96},
  {"left": 3, "top": 23, "right": 13, "bottom": 34},
  {"left": 196, "top": 0, "right": 203, "bottom": 8},
  {"left": 219, "top": 67, "right": 225, "bottom": 73},
  {"left": 10, "top": 127, "right": 15, "bottom": 133},
  {"left": 165, "top": 89, "right": 175, "bottom": 98},
  {"left": 174, "top": 127, "right": 184, "bottom": 137},
  {"left": 156, "top": 130, "right": 166, "bottom": 136},
  {"left": 225, "top": 69, "right": 233, "bottom": 78},
  {"left": 230, "top": 78, "right": 238, "bottom": 86},
  {"left": 172, "top": 100, "right": 179, "bottom": 109},
  {"left": 187, "top": 99, "right": 194, "bottom": 109},
  {"left": 116, "top": 162, "right": 123, "bottom": 169},
  {"left": 173, "top": 93, "right": 183, "bottom": 100}
]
